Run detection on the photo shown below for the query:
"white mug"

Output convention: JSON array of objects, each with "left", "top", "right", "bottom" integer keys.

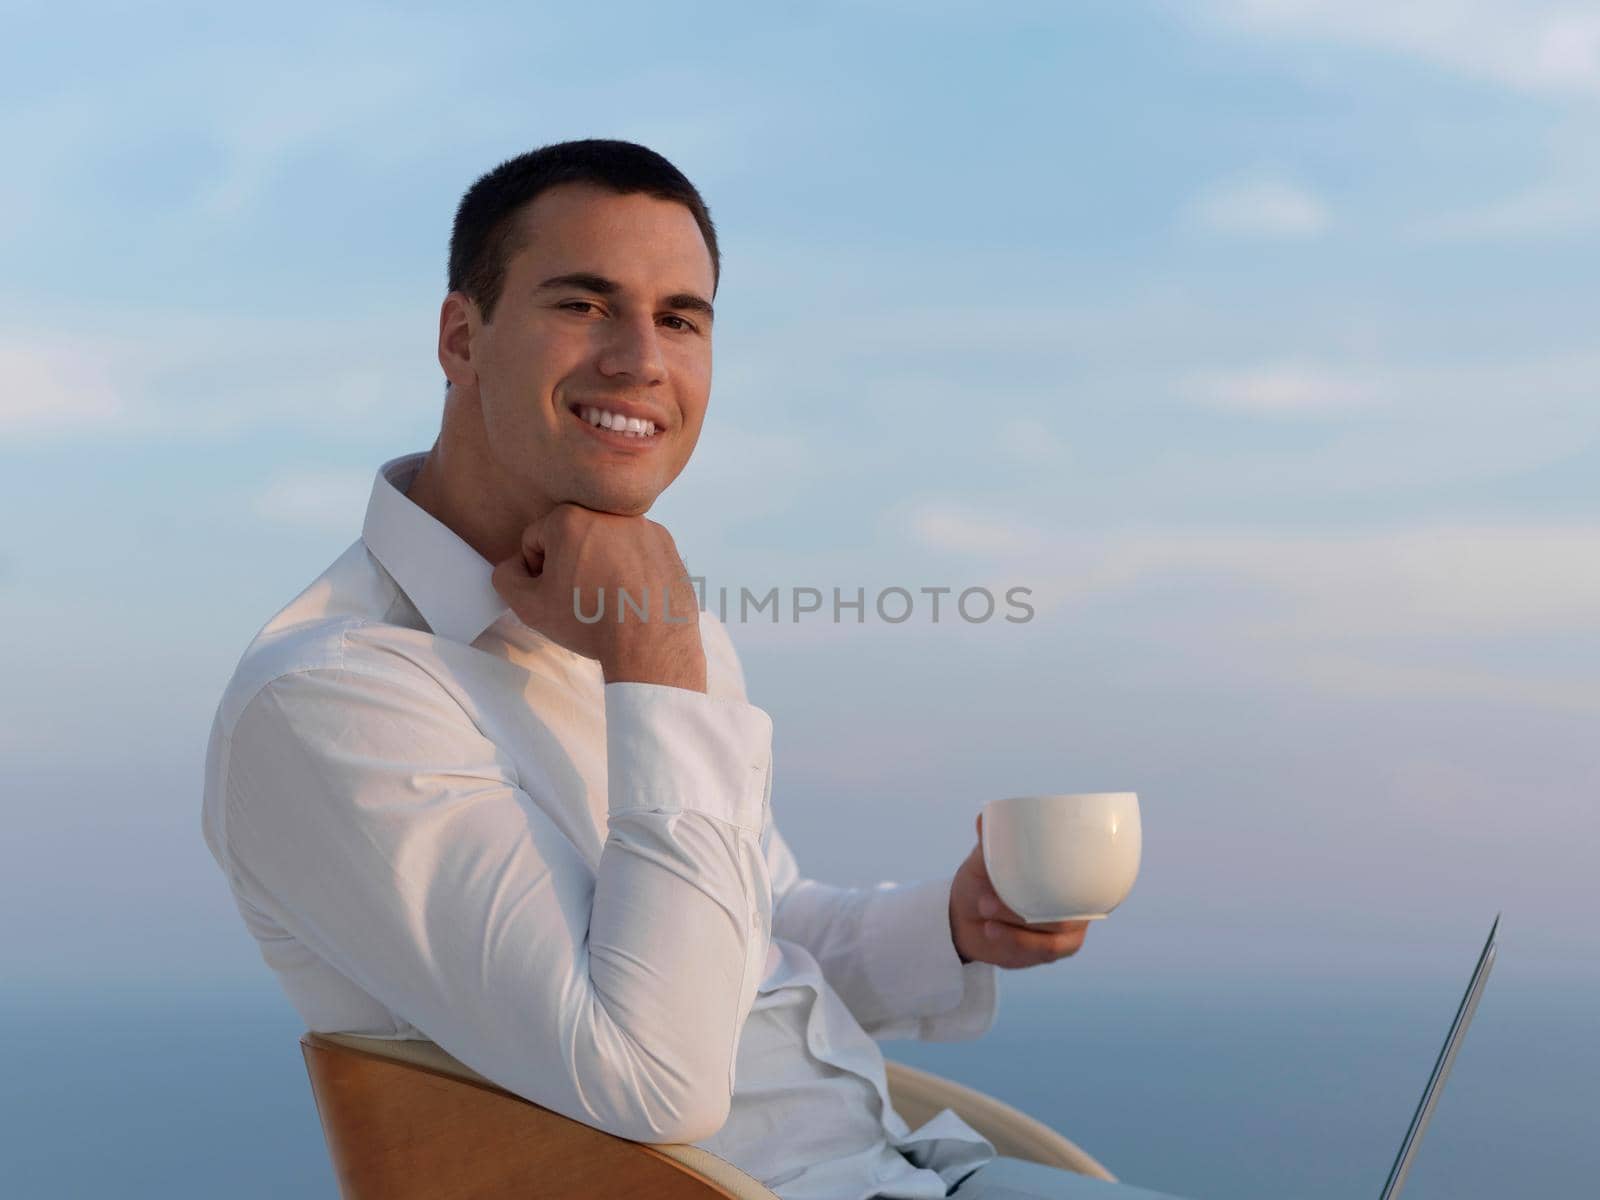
[{"left": 980, "top": 792, "right": 1142, "bottom": 923}]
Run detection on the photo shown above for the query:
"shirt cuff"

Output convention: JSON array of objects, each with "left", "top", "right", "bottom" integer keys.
[
  {"left": 860, "top": 875, "right": 1000, "bottom": 1042},
  {"left": 923, "top": 956, "right": 999, "bottom": 1042},
  {"left": 604, "top": 681, "right": 773, "bottom": 837}
]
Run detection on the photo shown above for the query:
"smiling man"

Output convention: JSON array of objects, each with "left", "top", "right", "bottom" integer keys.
[{"left": 201, "top": 139, "right": 1175, "bottom": 1200}]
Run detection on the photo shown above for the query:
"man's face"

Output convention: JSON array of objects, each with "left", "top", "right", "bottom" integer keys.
[{"left": 451, "top": 182, "right": 716, "bottom": 518}]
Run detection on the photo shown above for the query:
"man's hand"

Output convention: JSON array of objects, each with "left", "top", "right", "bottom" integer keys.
[
  {"left": 491, "top": 504, "right": 706, "bottom": 692},
  {"left": 948, "top": 812, "right": 1091, "bottom": 968}
]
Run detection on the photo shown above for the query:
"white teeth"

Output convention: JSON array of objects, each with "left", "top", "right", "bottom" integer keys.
[{"left": 578, "top": 406, "right": 656, "bottom": 437}]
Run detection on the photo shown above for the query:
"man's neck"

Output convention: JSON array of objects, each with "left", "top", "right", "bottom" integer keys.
[{"left": 406, "top": 437, "right": 546, "bottom": 572}]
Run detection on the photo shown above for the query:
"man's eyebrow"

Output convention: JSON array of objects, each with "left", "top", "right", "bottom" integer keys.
[{"left": 534, "top": 271, "right": 714, "bottom": 323}]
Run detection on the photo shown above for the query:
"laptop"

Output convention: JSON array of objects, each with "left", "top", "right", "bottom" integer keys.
[
  {"left": 948, "top": 916, "right": 1502, "bottom": 1199},
  {"left": 1378, "top": 912, "right": 1500, "bottom": 1199}
]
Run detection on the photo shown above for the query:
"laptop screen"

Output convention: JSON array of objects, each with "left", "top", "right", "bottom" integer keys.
[{"left": 1379, "top": 913, "right": 1500, "bottom": 1200}]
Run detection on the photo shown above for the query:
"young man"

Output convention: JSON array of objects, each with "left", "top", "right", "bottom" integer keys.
[{"left": 202, "top": 139, "right": 1176, "bottom": 1200}]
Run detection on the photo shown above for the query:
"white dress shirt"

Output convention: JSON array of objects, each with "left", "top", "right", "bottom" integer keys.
[{"left": 202, "top": 451, "right": 1001, "bottom": 1199}]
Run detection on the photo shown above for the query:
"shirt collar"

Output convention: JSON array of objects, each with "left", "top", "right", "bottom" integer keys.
[{"left": 361, "top": 451, "right": 512, "bottom": 645}]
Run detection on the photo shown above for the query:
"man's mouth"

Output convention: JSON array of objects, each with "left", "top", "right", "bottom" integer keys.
[{"left": 569, "top": 403, "right": 660, "bottom": 440}]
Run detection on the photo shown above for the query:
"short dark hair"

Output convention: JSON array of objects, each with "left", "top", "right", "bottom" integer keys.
[{"left": 447, "top": 138, "right": 721, "bottom": 329}]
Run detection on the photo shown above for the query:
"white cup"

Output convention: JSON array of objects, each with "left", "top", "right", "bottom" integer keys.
[{"left": 980, "top": 792, "right": 1142, "bottom": 923}]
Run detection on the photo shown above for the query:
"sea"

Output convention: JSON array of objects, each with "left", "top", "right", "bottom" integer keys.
[{"left": 4, "top": 970, "right": 1595, "bottom": 1198}]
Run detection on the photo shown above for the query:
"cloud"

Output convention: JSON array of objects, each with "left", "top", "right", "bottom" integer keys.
[
  {"left": 189, "top": 56, "right": 429, "bottom": 223},
  {"left": 251, "top": 467, "right": 374, "bottom": 531},
  {"left": 0, "top": 335, "right": 128, "bottom": 434},
  {"left": 898, "top": 500, "right": 1600, "bottom": 710},
  {"left": 905, "top": 502, "right": 1053, "bottom": 558},
  {"left": 1, "top": 4, "right": 769, "bottom": 272},
  {"left": 1008, "top": 521, "right": 1600, "bottom": 639},
  {"left": 0, "top": 308, "right": 439, "bottom": 442},
  {"left": 1160, "top": 352, "right": 1600, "bottom": 493},
  {"left": 1180, "top": 362, "right": 1383, "bottom": 416},
  {"left": 1184, "top": 172, "right": 1330, "bottom": 238},
  {"left": 1200, "top": 1, "right": 1600, "bottom": 98},
  {"left": 996, "top": 417, "right": 1071, "bottom": 465},
  {"left": 1417, "top": 184, "right": 1600, "bottom": 239},
  {"left": 1290, "top": 652, "right": 1599, "bottom": 713},
  {"left": 0, "top": 92, "right": 105, "bottom": 231},
  {"left": 650, "top": 417, "right": 822, "bottom": 561},
  {"left": 1183, "top": 524, "right": 1595, "bottom": 636},
  {"left": 1410, "top": 120, "right": 1600, "bottom": 240}
]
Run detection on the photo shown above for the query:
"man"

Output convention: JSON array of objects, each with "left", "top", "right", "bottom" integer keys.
[{"left": 202, "top": 139, "right": 1184, "bottom": 1199}]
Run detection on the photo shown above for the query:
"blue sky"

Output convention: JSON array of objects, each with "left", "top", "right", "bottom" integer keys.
[{"left": 2, "top": 1, "right": 1595, "bottom": 1000}]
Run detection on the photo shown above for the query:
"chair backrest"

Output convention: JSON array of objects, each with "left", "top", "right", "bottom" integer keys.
[
  {"left": 300, "top": 1032, "right": 769, "bottom": 1199},
  {"left": 880, "top": 1058, "right": 1115, "bottom": 1180},
  {"left": 301, "top": 1031, "right": 1117, "bottom": 1197}
]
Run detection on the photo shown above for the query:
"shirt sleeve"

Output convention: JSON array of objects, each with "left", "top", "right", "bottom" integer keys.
[
  {"left": 763, "top": 820, "right": 998, "bottom": 1043},
  {"left": 216, "top": 662, "right": 775, "bottom": 1146}
]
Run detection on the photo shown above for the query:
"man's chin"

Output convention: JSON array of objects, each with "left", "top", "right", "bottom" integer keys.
[{"left": 566, "top": 480, "right": 658, "bottom": 518}]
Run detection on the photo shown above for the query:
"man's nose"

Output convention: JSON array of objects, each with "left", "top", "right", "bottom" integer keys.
[{"left": 596, "top": 312, "right": 667, "bottom": 383}]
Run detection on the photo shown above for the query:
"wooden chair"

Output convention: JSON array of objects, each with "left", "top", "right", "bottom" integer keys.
[{"left": 300, "top": 1032, "right": 1116, "bottom": 1198}]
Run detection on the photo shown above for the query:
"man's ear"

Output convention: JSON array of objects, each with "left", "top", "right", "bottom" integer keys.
[{"left": 438, "top": 291, "right": 481, "bottom": 391}]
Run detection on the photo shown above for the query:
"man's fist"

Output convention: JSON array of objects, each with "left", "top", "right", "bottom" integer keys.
[
  {"left": 948, "top": 811, "right": 1091, "bottom": 969},
  {"left": 490, "top": 504, "right": 706, "bottom": 692}
]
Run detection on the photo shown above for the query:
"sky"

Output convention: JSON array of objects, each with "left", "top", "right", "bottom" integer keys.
[{"left": 1, "top": 0, "right": 1596, "bottom": 1015}]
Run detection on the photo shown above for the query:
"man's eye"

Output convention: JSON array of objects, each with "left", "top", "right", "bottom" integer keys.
[{"left": 560, "top": 302, "right": 697, "bottom": 334}]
